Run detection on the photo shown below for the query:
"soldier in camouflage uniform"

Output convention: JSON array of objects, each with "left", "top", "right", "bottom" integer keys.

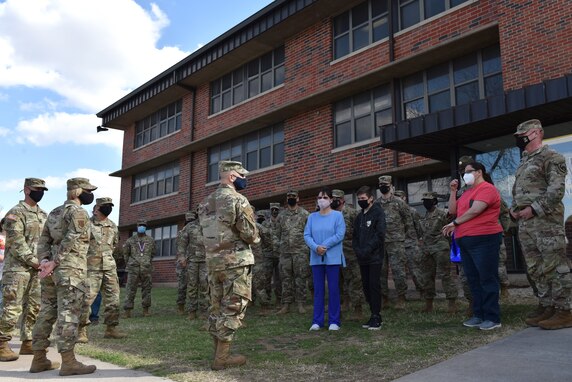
[
  {"left": 254, "top": 207, "right": 277, "bottom": 315},
  {"left": 377, "top": 176, "right": 413, "bottom": 310},
  {"left": 198, "top": 160, "right": 259, "bottom": 370},
  {"left": 276, "top": 190, "right": 310, "bottom": 315},
  {"left": 511, "top": 119, "right": 572, "bottom": 329},
  {"left": 331, "top": 189, "right": 364, "bottom": 319},
  {"left": 394, "top": 190, "right": 424, "bottom": 293},
  {"left": 251, "top": 208, "right": 265, "bottom": 307},
  {"left": 31, "top": 177, "right": 98, "bottom": 376},
  {"left": 175, "top": 214, "right": 190, "bottom": 315},
  {"left": 0, "top": 178, "right": 47, "bottom": 362},
  {"left": 176, "top": 211, "right": 208, "bottom": 320},
  {"left": 77, "top": 197, "right": 126, "bottom": 343},
  {"left": 122, "top": 219, "right": 156, "bottom": 318},
  {"left": 260, "top": 203, "right": 282, "bottom": 308},
  {"left": 419, "top": 192, "right": 458, "bottom": 313}
]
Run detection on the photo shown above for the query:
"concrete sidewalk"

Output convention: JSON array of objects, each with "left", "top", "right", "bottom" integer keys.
[
  {"left": 0, "top": 338, "right": 174, "bottom": 382},
  {"left": 394, "top": 326, "right": 572, "bottom": 382}
]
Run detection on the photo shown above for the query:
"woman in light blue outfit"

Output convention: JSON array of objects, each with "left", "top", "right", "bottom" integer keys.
[{"left": 304, "top": 187, "right": 346, "bottom": 331}]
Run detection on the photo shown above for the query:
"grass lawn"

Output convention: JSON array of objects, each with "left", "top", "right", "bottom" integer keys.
[{"left": 77, "top": 287, "right": 535, "bottom": 382}]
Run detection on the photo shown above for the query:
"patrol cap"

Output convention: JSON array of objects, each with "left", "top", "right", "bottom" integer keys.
[
  {"left": 96, "top": 197, "right": 114, "bottom": 206},
  {"left": 185, "top": 211, "right": 197, "bottom": 221},
  {"left": 514, "top": 119, "right": 543, "bottom": 135},
  {"left": 393, "top": 190, "right": 406, "bottom": 198},
  {"left": 24, "top": 178, "right": 48, "bottom": 190},
  {"left": 218, "top": 160, "right": 248, "bottom": 175},
  {"left": 67, "top": 177, "right": 97, "bottom": 191},
  {"left": 421, "top": 192, "right": 438, "bottom": 200},
  {"left": 286, "top": 190, "right": 298, "bottom": 197},
  {"left": 458, "top": 156, "right": 474, "bottom": 169},
  {"left": 332, "top": 189, "right": 345, "bottom": 198},
  {"left": 378, "top": 175, "right": 392, "bottom": 185},
  {"left": 137, "top": 219, "right": 148, "bottom": 227},
  {"left": 269, "top": 202, "right": 280, "bottom": 210}
]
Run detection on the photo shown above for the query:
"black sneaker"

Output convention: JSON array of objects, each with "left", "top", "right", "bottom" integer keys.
[
  {"left": 362, "top": 316, "right": 374, "bottom": 329},
  {"left": 368, "top": 315, "right": 382, "bottom": 331}
]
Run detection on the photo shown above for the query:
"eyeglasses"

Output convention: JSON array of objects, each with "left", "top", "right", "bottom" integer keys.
[
  {"left": 464, "top": 169, "right": 476, "bottom": 174},
  {"left": 317, "top": 196, "right": 330, "bottom": 199}
]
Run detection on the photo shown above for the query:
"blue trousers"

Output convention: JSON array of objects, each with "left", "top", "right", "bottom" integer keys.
[
  {"left": 90, "top": 291, "right": 102, "bottom": 322},
  {"left": 311, "top": 265, "right": 341, "bottom": 327},
  {"left": 456, "top": 233, "right": 502, "bottom": 323}
]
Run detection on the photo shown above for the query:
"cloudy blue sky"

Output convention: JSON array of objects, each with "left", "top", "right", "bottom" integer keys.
[{"left": 0, "top": 0, "right": 273, "bottom": 223}]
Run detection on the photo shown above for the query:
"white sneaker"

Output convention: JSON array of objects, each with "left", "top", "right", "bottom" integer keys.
[
  {"left": 309, "top": 324, "right": 320, "bottom": 331},
  {"left": 328, "top": 324, "right": 340, "bottom": 331}
]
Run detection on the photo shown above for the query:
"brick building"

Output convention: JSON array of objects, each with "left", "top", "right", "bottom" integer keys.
[{"left": 97, "top": 0, "right": 572, "bottom": 283}]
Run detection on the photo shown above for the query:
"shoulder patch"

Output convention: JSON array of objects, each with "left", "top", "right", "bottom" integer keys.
[{"left": 5, "top": 214, "right": 17, "bottom": 221}]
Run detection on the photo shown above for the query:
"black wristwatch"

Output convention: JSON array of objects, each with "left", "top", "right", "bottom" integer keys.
[{"left": 452, "top": 219, "right": 460, "bottom": 226}]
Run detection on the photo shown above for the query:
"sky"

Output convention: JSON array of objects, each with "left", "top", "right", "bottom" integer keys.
[{"left": 0, "top": 0, "right": 274, "bottom": 223}]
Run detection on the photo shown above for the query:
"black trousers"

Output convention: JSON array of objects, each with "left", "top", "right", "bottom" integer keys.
[{"left": 359, "top": 263, "right": 382, "bottom": 317}]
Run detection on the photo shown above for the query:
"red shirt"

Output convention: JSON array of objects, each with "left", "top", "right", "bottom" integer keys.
[{"left": 455, "top": 181, "right": 503, "bottom": 238}]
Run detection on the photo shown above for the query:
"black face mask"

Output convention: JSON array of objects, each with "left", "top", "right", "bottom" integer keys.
[
  {"left": 515, "top": 135, "right": 531, "bottom": 150},
  {"left": 423, "top": 200, "right": 436, "bottom": 211},
  {"left": 330, "top": 200, "right": 341, "bottom": 210},
  {"left": 99, "top": 204, "right": 113, "bottom": 216},
  {"left": 358, "top": 200, "right": 370, "bottom": 210},
  {"left": 29, "top": 189, "right": 44, "bottom": 203},
  {"left": 257, "top": 217, "right": 265, "bottom": 224},
  {"left": 271, "top": 209, "right": 279, "bottom": 217},
  {"left": 79, "top": 191, "right": 94, "bottom": 205},
  {"left": 379, "top": 185, "right": 391, "bottom": 194},
  {"left": 287, "top": 198, "right": 297, "bottom": 207}
]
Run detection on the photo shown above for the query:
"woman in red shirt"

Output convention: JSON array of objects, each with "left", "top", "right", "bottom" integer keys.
[{"left": 443, "top": 162, "right": 503, "bottom": 331}]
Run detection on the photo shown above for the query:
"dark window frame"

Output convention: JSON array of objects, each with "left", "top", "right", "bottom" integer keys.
[
  {"left": 135, "top": 100, "right": 182, "bottom": 148},
  {"left": 132, "top": 162, "right": 180, "bottom": 203},
  {"left": 398, "top": 0, "right": 470, "bottom": 30}
]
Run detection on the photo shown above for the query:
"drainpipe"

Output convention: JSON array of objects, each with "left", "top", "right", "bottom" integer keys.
[
  {"left": 189, "top": 88, "right": 196, "bottom": 214},
  {"left": 388, "top": 1, "right": 398, "bottom": 168}
]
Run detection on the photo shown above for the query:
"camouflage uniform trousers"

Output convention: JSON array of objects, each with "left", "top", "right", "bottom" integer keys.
[
  {"left": 207, "top": 265, "right": 251, "bottom": 342},
  {"left": 381, "top": 241, "right": 408, "bottom": 297},
  {"left": 176, "top": 261, "right": 189, "bottom": 306},
  {"left": 404, "top": 242, "right": 424, "bottom": 291},
  {"left": 279, "top": 252, "right": 310, "bottom": 305},
  {"left": 255, "top": 255, "right": 282, "bottom": 307},
  {"left": 461, "top": 238, "right": 510, "bottom": 301},
  {"left": 518, "top": 217, "right": 572, "bottom": 309},
  {"left": 419, "top": 245, "right": 459, "bottom": 299},
  {"left": 187, "top": 261, "right": 208, "bottom": 313},
  {"left": 81, "top": 269, "right": 121, "bottom": 326},
  {"left": 340, "top": 248, "right": 364, "bottom": 308},
  {"left": 0, "top": 270, "right": 40, "bottom": 342},
  {"left": 32, "top": 268, "right": 89, "bottom": 353},
  {"left": 124, "top": 265, "right": 152, "bottom": 310}
]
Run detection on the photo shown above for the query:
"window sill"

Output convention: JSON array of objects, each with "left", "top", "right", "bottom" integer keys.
[
  {"left": 208, "top": 84, "right": 285, "bottom": 118},
  {"left": 330, "top": 38, "right": 388, "bottom": 66},
  {"left": 133, "top": 129, "right": 181, "bottom": 152},
  {"left": 331, "top": 137, "right": 380, "bottom": 154},
  {"left": 153, "top": 256, "right": 176, "bottom": 262},
  {"left": 131, "top": 191, "right": 180, "bottom": 206}
]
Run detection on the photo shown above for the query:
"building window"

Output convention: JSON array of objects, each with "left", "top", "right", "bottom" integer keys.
[
  {"left": 333, "top": 0, "right": 389, "bottom": 60},
  {"left": 399, "top": 0, "right": 470, "bottom": 30},
  {"left": 402, "top": 45, "right": 502, "bottom": 120},
  {"left": 135, "top": 100, "right": 182, "bottom": 148},
  {"left": 210, "top": 46, "right": 285, "bottom": 114},
  {"left": 149, "top": 224, "right": 178, "bottom": 257},
  {"left": 132, "top": 162, "right": 180, "bottom": 203},
  {"left": 207, "top": 124, "right": 284, "bottom": 182},
  {"left": 334, "top": 84, "right": 392, "bottom": 148}
]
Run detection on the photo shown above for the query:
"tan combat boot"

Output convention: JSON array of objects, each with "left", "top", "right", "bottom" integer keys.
[
  {"left": 211, "top": 340, "right": 246, "bottom": 370},
  {"left": 422, "top": 299, "right": 433, "bottom": 313},
  {"left": 538, "top": 309, "right": 572, "bottom": 330},
  {"left": 395, "top": 295, "right": 406, "bottom": 310},
  {"left": 59, "top": 349, "right": 96, "bottom": 376},
  {"left": 525, "top": 306, "right": 555, "bottom": 327},
  {"left": 297, "top": 302, "right": 306, "bottom": 314},
  {"left": 0, "top": 340, "right": 19, "bottom": 362},
  {"left": 143, "top": 307, "right": 151, "bottom": 317},
  {"left": 123, "top": 309, "right": 132, "bottom": 319},
  {"left": 447, "top": 298, "right": 458, "bottom": 314},
  {"left": 276, "top": 304, "right": 290, "bottom": 315},
  {"left": 177, "top": 304, "right": 185, "bottom": 315},
  {"left": 19, "top": 340, "right": 33, "bottom": 355},
  {"left": 76, "top": 326, "right": 88, "bottom": 344},
  {"left": 29, "top": 350, "right": 61, "bottom": 373},
  {"left": 104, "top": 325, "right": 127, "bottom": 339},
  {"left": 382, "top": 295, "right": 391, "bottom": 310},
  {"left": 188, "top": 311, "right": 197, "bottom": 321},
  {"left": 526, "top": 303, "right": 545, "bottom": 318}
]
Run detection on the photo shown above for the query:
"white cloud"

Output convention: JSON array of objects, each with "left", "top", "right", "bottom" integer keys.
[{"left": 0, "top": 126, "right": 9, "bottom": 136}]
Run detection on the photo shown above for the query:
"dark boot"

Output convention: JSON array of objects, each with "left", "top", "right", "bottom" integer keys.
[
  {"left": 447, "top": 298, "right": 458, "bottom": 314},
  {"left": 526, "top": 303, "right": 546, "bottom": 319},
  {"left": 59, "top": 349, "right": 96, "bottom": 376},
  {"left": 395, "top": 295, "right": 406, "bottom": 311},
  {"left": 422, "top": 299, "right": 433, "bottom": 313},
  {"left": 143, "top": 307, "right": 151, "bottom": 317},
  {"left": 525, "top": 306, "right": 555, "bottom": 327},
  {"left": 538, "top": 309, "right": 572, "bottom": 330},
  {"left": 0, "top": 340, "right": 18, "bottom": 362},
  {"left": 211, "top": 340, "right": 246, "bottom": 370},
  {"left": 29, "top": 350, "right": 61, "bottom": 373},
  {"left": 382, "top": 294, "right": 391, "bottom": 310},
  {"left": 104, "top": 325, "right": 127, "bottom": 339},
  {"left": 76, "top": 326, "right": 88, "bottom": 344},
  {"left": 123, "top": 309, "right": 132, "bottom": 319},
  {"left": 19, "top": 340, "right": 33, "bottom": 355},
  {"left": 276, "top": 304, "right": 290, "bottom": 315},
  {"left": 188, "top": 311, "right": 197, "bottom": 321},
  {"left": 177, "top": 304, "right": 185, "bottom": 315}
]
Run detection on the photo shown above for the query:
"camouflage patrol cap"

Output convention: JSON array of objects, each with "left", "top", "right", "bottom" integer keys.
[
  {"left": 378, "top": 175, "right": 392, "bottom": 185},
  {"left": 332, "top": 189, "right": 345, "bottom": 198},
  {"left": 421, "top": 191, "right": 438, "bottom": 200},
  {"left": 24, "top": 178, "right": 48, "bottom": 190},
  {"left": 514, "top": 119, "right": 543, "bottom": 135},
  {"left": 218, "top": 160, "right": 248, "bottom": 175},
  {"left": 67, "top": 177, "right": 97, "bottom": 191},
  {"left": 269, "top": 202, "right": 280, "bottom": 210},
  {"left": 393, "top": 190, "right": 406, "bottom": 198},
  {"left": 458, "top": 155, "right": 474, "bottom": 169},
  {"left": 137, "top": 219, "right": 147, "bottom": 227},
  {"left": 96, "top": 197, "right": 114, "bottom": 206},
  {"left": 185, "top": 211, "right": 197, "bottom": 221},
  {"left": 286, "top": 190, "right": 298, "bottom": 197}
]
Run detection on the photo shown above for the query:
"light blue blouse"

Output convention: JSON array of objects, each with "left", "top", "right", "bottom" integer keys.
[{"left": 303, "top": 210, "right": 346, "bottom": 266}]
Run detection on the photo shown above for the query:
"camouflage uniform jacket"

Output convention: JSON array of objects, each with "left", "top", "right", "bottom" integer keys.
[
  {"left": 87, "top": 216, "right": 119, "bottom": 271},
  {"left": 258, "top": 221, "right": 273, "bottom": 256},
  {"left": 37, "top": 205, "right": 65, "bottom": 262},
  {"left": 176, "top": 220, "right": 206, "bottom": 263},
  {"left": 376, "top": 196, "right": 413, "bottom": 243},
  {"left": 340, "top": 205, "right": 359, "bottom": 253},
  {"left": 261, "top": 218, "right": 280, "bottom": 258},
  {"left": 2, "top": 200, "right": 47, "bottom": 272},
  {"left": 405, "top": 206, "right": 423, "bottom": 243},
  {"left": 276, "top": 206, "right": 310, "bottom": 254},
  {"left": 420, "top": 207, "right": 450, "bottom": 251},
  {"left": 198, "top": 183, "right": 259, "bottom": 272},
  {"left": 54, "top": 200, "right": 91, "bottom": 270},
  {"left": 123, "top": 233, "right": 156, "bottom": 269},
  {"left": 252, "top": 222, "right": 265, "bottom": 263}
]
